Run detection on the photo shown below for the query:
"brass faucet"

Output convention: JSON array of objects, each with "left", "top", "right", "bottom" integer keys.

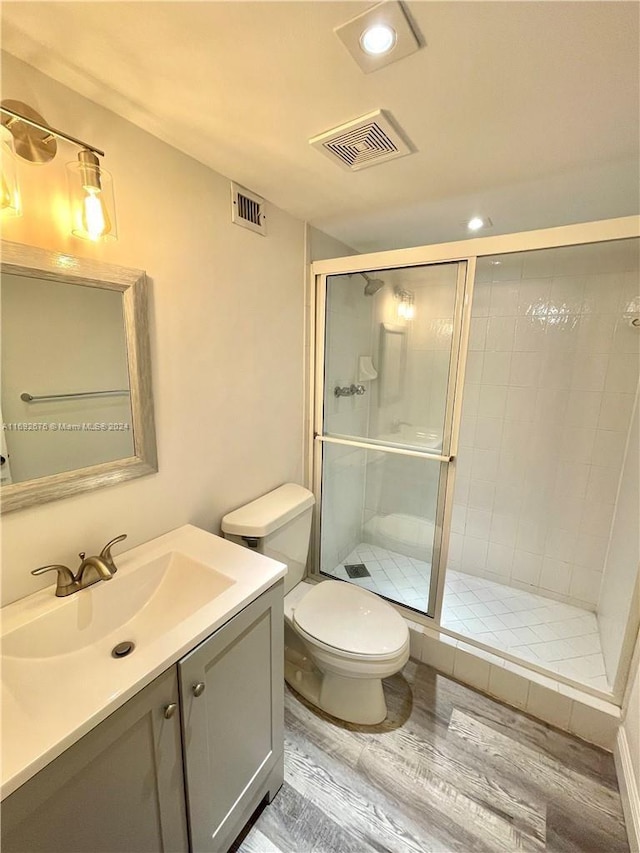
[{"left": 31, "top": 534, "right": 127, "bottom": 597}]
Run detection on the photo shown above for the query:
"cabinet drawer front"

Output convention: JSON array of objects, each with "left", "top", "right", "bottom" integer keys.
[{"left": 179, "top": 582, "right": 284, "bottom": 853}]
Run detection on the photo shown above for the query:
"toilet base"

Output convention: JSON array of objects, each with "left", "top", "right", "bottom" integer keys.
[
  {"left": 319, "top": 673, "right": 387, "bottom": 724},
  {"left": 284, "top": 649, "right": 388, "bottom": 725}
]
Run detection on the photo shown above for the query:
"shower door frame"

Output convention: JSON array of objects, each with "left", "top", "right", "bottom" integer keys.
[
  {"left": 309, "top": 215, "right": 640, "bottom": 632},
  {"left": 313, "top": 259, "right": 473, "bottom": 621}
]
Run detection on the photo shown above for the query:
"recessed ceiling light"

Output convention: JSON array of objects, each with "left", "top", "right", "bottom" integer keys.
[
  {"left": 335, "top": 1, "right": 422, "bottom": 74},
  {"left": 360, "top": 24, "right": 397, "bottom": 55},
  {"left": 459, "top": 216, "right": 493, "bottom": 232}
]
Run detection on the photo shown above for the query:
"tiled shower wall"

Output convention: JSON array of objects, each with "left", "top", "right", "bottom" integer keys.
[
  {"left": 363, "top": 267, "right": 457, "bottom": 534},
  {"left": 450, "top": 245, "right": 639, "bottom": 609}
]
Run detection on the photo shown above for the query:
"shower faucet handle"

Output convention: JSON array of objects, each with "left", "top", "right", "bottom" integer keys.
[{"left": 334, "top": 384, "right": 367, "bottom": 398}]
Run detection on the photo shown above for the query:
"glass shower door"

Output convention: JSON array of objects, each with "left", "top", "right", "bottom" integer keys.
[{"left": 316, "top": 261, "right": 468, "bottom": 617}]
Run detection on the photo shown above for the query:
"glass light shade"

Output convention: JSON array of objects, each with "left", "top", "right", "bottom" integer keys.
[
  {"left": 1, "top": 126, "right": 21, "bottom": 217},
  {"left": 66, "top": 157, "right": 117, "bottom": 241}
]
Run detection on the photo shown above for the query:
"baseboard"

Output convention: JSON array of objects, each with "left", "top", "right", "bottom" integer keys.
[{"left": 615, "top": 727, "right": 640, "bottom": 853}]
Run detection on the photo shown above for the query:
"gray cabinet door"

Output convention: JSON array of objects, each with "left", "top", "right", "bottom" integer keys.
[
  {"left": 179, "top": 581, "right": 284, "bottom": 853},
  {"left": 1, "top": 667, "right": 189, "bottom": 853}
]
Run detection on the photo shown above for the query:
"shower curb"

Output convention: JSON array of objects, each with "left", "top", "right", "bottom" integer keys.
[{"left": 406, "top": 620, "right": 621, "bottom": 751}]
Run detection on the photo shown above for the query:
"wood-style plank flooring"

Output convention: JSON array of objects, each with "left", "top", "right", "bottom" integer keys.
[{"left": 232, "top": 660, "right": 629, "bottom": 853}]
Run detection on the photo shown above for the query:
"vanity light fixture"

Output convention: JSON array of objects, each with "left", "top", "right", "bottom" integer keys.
[
  {"left": 0, "top": 100, "right": 117, "bottom": 241},
  {"left": 335, "top": 1, "right": 422, "bottom": 74}
]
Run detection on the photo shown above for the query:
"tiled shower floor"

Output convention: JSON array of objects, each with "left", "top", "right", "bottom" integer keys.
[{"left": 325, "top": 542, "right": 609, "bottom": 693}]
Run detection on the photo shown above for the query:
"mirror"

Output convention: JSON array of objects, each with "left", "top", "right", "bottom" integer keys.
[{"left": 0, "top": 240, "right": 157, "bottom": 513}]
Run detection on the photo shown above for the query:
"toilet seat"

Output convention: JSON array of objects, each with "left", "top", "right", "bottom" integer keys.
[
  {"left": 293, "top": 620, "right": 409, "bottom": 663},
  {"left": 292, "top": 580, "right": 408, "bottom": 657}
]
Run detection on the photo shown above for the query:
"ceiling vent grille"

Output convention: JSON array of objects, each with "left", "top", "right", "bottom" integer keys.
[
  {"left": 231, "top": 182, "right": 266, "bottom": 235},
  {"left": 310, "top": 109, "right": 413, "bottom": 171}
]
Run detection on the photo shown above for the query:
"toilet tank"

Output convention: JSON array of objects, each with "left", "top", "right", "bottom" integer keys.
[{"left": 221, "top": 484, "right": 315, "bottom": 595}]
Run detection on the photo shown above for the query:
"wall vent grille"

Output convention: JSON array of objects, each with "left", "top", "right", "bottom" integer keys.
[
  {"left": 231, "top": 182, "right": 266, "bottom": 235},
  {"left": 310, "top": 110, "right": 413, "bottom": 171}
]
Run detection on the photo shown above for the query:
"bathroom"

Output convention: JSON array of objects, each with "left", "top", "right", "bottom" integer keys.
[{"left": 1, "top": 2, "right": 639, "bottom": 852}]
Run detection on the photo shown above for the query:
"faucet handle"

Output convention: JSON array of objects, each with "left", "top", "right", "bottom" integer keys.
[
  {"left": 31, "top": 564, "right": 77, "bottom": 597},
  {"left": 100, "top": 534, "right": 127, "bottom": 572}
]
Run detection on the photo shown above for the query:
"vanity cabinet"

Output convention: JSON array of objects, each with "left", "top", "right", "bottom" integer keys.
[
  {"left": 179, "top": 580, "right": 284, "bottom": 852},
  {"left": 1, "top": 581, "right": 284, "bottom": 853},
  {"left": 1, "top": 667, "right": 188, "bottom": 853}
]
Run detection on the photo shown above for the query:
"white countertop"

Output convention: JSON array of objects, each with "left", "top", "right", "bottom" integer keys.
[{"left": 0, "top": 524, "right": 286, "bottom": 799}]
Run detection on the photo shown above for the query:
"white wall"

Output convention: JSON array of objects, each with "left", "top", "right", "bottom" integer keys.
[
  {"left": 1, "top": 53, "right": 306, "bottom": 606},
  {"left": 308, "top": 228, "right": 356, "bottom": 265},
  {"left": 450, "top": 242, "right": 639, "bottom": 609}
]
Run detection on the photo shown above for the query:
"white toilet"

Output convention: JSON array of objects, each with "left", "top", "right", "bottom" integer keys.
[{"left": 221, "top": 483, "right": 410, "bottom": 725}]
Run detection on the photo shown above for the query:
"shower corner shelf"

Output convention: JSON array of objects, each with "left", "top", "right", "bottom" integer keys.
[{"left": 358, "top": 356, "right": 378, "bottom": 382}]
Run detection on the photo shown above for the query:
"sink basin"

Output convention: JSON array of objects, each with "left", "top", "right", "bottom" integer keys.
[
  {"left": 2, "top": 552, "right": 234, "bottom": 660},
  {"left": 1, "top": 524, "right": 286, "bottom": 799}
]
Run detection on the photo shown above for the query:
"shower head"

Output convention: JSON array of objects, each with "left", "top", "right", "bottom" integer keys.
[
  {"left": 363, "top": 274, "right": 385, "bottom": 296},
  {"left": 347, "top": 271, "right": 385, "bottom": 296}
]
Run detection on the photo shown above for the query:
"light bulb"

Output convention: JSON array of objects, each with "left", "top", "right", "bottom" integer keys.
[
  {"left": 467, "top": 217, "right": 484, "bottom": 231},
  {"left": 82, "top": 189, "right": 110, "bottom": 241},
  {"left": 67, "top": 152, "right": 117, "bottom": 241},
  {"left": 360, "top": 24, "right": 396, "bottom": 55}
]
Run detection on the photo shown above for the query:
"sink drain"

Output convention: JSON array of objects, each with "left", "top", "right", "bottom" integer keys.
[{"left": 111, "top": 641, "right": 135, "bottom": 659}]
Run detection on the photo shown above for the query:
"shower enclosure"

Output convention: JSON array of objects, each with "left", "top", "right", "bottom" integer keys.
[
  {"left": 311, "top": 218, "right": 639, "bottom": 702},
  {"left": 317, "top": 260, "right": 467, "bottom": 618}
]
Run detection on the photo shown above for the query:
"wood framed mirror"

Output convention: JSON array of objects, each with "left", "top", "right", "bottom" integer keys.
[{"left": 1, "top": 241, "right": 157, "bottom": 513}]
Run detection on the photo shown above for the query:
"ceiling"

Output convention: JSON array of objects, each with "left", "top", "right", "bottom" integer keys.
[{"left": 2, "top": 1, "right": 639, "bottom": 252}]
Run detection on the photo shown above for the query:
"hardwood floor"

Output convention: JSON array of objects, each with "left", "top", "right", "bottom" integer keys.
[{"left": 232, "top": 660, "right": 629, "bottom": 853}]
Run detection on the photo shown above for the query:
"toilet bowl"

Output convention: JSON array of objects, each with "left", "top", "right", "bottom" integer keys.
[
  {"left": 221, "top": 484, "right": 410, "bottom": 725},
  {"left": 285, "top": 579, "right": 409, "bottom": 724}
]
